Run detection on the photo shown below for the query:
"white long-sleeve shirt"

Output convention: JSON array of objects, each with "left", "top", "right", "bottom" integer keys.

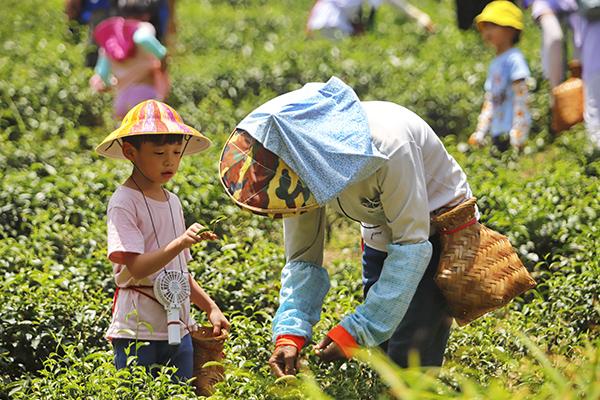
[{"left": 284, "top": 101, "right": 472, "bottom": 260}]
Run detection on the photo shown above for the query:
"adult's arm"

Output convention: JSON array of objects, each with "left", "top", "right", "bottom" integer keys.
[{"left": 272, "top": 207, "right": 329, "bottom": 347}]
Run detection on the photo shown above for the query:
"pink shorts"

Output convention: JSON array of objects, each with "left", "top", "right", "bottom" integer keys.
[{"left": 114, "top": 84, "right": 160, "bottom": 119}]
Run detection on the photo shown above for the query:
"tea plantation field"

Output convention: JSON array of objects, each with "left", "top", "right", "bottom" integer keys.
[{"left": 1, "top": 0, "right": 598, "bottom": 398}]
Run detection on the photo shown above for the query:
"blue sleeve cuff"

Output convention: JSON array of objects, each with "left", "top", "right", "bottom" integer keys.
[
  {"left": 340, "top": 240, "right": 432, "bottom": 347},
  {"left": 272, "top": 260, "right": 330, "bottom": 342}
]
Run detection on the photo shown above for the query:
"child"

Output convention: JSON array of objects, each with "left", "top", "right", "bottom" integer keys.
[
  {"left": 89, "top": 1, "right": 169, "bottom": 119},
  {"left": 95, "top": 100, "right": 230, "bottom": 381},
  {"left": 468, "top": 1, "right": 531, "bottom": 151}
]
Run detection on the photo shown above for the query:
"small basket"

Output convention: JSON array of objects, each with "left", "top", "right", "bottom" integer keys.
[
  {"left": 431, "top": 198, "right": 536, "bottom": 326},
  {"left": 551, "top": 60, "right": 584, "bottom": 134},
  {"left": 191, "top": 327, "right": 228, "bottom": 396}
]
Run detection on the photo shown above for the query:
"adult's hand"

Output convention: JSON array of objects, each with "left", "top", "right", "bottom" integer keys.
[
  {"left": 314, "top": 336, "right": 346, "bottom": 362},
  {"left": 268, "top": 345, "right": 300, "bottom": 377}
]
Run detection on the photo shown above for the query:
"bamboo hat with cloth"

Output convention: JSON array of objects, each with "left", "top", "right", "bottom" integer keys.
[
  {"left": 219, "top": 76, "right": 387, "bottom": 218},
  {"left": 96, "top": 99, "right": 211, "bottom": 159}
]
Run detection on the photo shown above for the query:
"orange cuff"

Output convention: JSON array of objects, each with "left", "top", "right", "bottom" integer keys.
[
  {"left": 327, "top": 325, "right": 359, "bottom": 358},
  {"left": 275, "top": 334, "right": 306, "bottom": 350}
]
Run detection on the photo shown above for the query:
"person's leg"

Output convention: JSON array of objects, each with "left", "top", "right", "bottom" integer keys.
[
  {"left": 157, "top": 334, "right": 194, "bottom": 381},
  {"left": 584, "top": 72, "right": 600, "bottom": 148},
  {"left": 491, "top": 133, "right": 510, "bottom": 153},
  {"left": 383, "top": 235, "right": 453, "bottom": 368},
  {"left": 538, "top": 12, "right": 565, "bottom": 89}
]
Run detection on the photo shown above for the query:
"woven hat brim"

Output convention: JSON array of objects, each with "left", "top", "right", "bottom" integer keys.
[{"left": 96, "top": 131, "right": 211, "bottom": 160}]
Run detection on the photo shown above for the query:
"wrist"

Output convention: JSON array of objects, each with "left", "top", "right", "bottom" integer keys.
[
  {"left": 327, "top": 325, "right": 358, "bottom": 358},
  {"left": 275, "top": 335, "right": 306, "bottom": 350},
  {"left": 173, "top": 235, "right": 187, "bottom": 253}
]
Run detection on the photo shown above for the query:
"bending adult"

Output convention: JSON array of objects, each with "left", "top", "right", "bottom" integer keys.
[{"left": 220, "top": 77, "right": 474, "bottom": 374}]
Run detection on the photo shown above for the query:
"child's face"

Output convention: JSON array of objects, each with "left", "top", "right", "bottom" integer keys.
[
  {"left": 124, "top": 141, "right": 183, "bottom": 184},
  {"left": 479, "top": 22, "right": 515, "bottom": 52}
]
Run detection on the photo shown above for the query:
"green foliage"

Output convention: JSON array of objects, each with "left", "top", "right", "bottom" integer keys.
[{"left": 0, "top": 0, "right": 598, "bottom": 398}]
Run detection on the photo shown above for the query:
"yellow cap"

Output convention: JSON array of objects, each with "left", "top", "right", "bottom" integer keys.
[{"left": 475, "top": 1, "right": 524, "bottom": 31}]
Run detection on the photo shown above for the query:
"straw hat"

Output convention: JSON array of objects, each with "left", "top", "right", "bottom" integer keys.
[
  {"left": 219, "top": 129, "right": 319, "bottom": 218},
  {"left": 475, "top": 1, "right": 524, "bottom": 31},
  {"left": 96, "top": 100, "right": 211, "bottom": 159}
]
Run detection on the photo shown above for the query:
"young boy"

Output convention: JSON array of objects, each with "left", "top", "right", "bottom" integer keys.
[
  {"left": 96, "top": 100, "right": 229, "bottom": 380},
  {"left": 468, "top": 1, "right": 531, "bottom": 152}
]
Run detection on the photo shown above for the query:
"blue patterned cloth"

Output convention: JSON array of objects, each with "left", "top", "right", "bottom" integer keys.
[
  {"left": 272, "top": 260, "right": 330, "bottom": 342},
  {"left": 237, "top": 76, "right": 387, "bottom": 205},
  {"left": 340, "top": 241, "right": 432, "bottom": 347}
]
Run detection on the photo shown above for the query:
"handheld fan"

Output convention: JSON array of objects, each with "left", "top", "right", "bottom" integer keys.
[{"left": 153, "top": 270, "right": 191, "bottom": 345}]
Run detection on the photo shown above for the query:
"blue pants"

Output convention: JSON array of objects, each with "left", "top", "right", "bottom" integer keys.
[
  {"left": 113, "top": 334, "right": 193, "bottom": 380},
  {"left": 362, "top": 235, "right": 452, "bottom": 368}
]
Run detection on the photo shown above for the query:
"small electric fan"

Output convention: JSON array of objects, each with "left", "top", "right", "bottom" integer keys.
[{"left": 153, "top": 270, "right": 191, "bottom": 345}]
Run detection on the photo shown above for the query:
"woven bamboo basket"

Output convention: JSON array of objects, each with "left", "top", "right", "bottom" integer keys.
[
  {"left": 431, "top": 198, "right": 536, "bottom": 326},
  {"left": 551, "top": 60, "right": 584, "bottom": 134},
  {"left": 191, "top": 327, "right": 228, "bottom": 396}
]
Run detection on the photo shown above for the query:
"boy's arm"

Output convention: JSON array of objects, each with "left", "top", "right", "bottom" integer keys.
[
  {"left": 189, "top": 276, "right": 230, "bottom": 334},
  {"left": 469, "top": 92, "right": 493, "bottom": 146},
  {"left": 509, "top": 79, "right": 530, "bottom": 148},
  {"left": 116, "top": 238, "right": 186, "bottom": 281},
  {"left": 112, "top": 222, "right": 212, "bottom": 280}
]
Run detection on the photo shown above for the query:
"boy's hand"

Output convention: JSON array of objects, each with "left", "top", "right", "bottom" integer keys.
[
  {"left": 178, "top": 223, "right": 217, "bottom": 249},
  {"left": 208, "top": 306, "right": 230, "bottom": 335}
]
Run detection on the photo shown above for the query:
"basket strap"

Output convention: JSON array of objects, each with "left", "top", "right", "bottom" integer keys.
[
  {"left": 440, "top": 217, "right": 477, "bottom": 235},
  {"left": 112, "top": 285, "right": 192, "bottom": 333}
]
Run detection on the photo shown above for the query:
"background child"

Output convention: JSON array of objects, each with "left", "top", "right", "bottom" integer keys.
[
  {"left": 95, "top": 100, "right": 229, "bottom": 381},
  {"left": 89, "top": 0, "right": 169, "bottom": 119},
  {"left": 468, "top": 1, "right": 531, "bottom": 151}
]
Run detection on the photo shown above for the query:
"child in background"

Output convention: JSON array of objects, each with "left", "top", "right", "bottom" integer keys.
[
  {"left": 95, "top": 100, "right": 230, "bottom": 381},
  {"left": 89, "top": 1, "right": 169, "bottom": 119},
  {"left": 468, "top": 1, "right": 531, "bottom": 152}
]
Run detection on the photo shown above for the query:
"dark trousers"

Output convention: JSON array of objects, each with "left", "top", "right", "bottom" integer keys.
[
  {"left": 113, "top": 333, "right": 194, "bottom": 380},
  {"left": 362, "top": 235, "right": 452, "bottom": 368}
]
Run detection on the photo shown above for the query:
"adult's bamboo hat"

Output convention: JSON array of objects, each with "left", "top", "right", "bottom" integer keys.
[
  {"left": 219, "top": 129, "right": 319, "bottom": 218},
  {"left": 96, "top": 100, "right": 211, "bottom": 159}
]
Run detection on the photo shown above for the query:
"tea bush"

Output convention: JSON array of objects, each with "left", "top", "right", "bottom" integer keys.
[{"left": 1, "top": 0, "right": 598, "bottom": 398}]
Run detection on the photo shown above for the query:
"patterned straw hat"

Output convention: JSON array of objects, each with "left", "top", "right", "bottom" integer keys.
[
  {"left": 96, "top": 100, "right": 211, "bottom": 159},
  {"left": 219, "top": 129, "right": 319, "bottom": 218}
]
